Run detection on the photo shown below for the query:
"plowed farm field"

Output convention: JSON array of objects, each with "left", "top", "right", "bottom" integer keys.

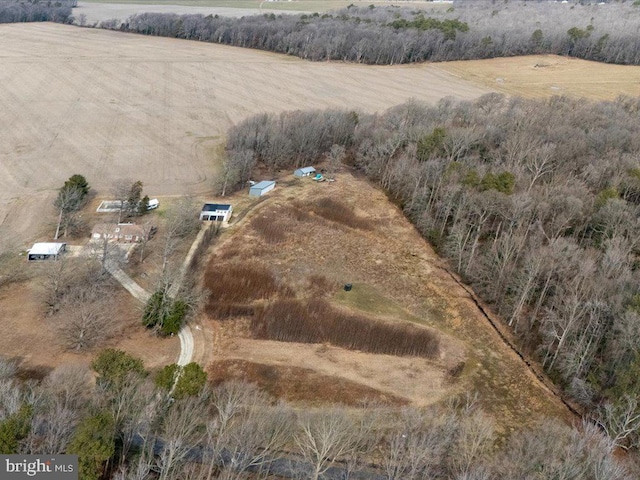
[{"left": 0, "top": 22, "right": 491, "bottom": 247}]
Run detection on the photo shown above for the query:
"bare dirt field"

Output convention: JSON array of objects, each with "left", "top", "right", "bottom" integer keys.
[
  {"left": 434, "top": 54, "right": 640, "bottom": 100},
  {"left": 76, "top": 0, "right": 445, "bottom": 23},
  {"left": 200, "top": 171, "right": 572, "bottom": 430},
  {"left": 74, "top": 2, "right": 306, "bottom": 25},
  {"left": 0, "top": 22, "right": 491, "bottom": 249}
]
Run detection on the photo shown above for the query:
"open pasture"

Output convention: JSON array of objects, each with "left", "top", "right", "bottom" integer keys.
[
  {"left": 435, "top": 54, "right": 640, "bottom": 100},
  {"left": 0, "top": 22, "right": 490, "bottom": 247}
]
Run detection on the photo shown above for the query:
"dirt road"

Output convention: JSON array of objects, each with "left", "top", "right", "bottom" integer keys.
[{"left": 105, "top": 259, "right": 194, "bottom": 366}]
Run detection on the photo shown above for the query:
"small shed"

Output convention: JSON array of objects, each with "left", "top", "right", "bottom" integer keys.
[
  {"left": 294, "top": 166, "right": 316, "bottom": 177},
  {"left": 91, "top": 223, "right": 149, "bottom": 243},
  {"left": 200, "top": 203, "right": 233, "bottom": 223},
  {"left": 249, "top": 180, "right": 276, "bottom": 197},
  {"left": 28, "top": 242, "right": 66, "bottom": 261}
]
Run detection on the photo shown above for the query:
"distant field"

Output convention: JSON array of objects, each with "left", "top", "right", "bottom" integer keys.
[
  {"left": 75, "top": 0, "right": 447, "bottom": 24},
  {"left": 435, "top": 54, "right": 640, "bottom": 100},
  {"left": 0, "top": 22, "right": 489, "bottom": 247},
  {"left": 78, "top": 0, "right": 444, "bottom": 12}
]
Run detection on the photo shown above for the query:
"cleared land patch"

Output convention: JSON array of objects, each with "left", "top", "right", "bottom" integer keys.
[
  {"left": 208, "top": 359, "right": 408, "bottom": 406},
  {"left": 434, "top": 54, "right": 640, "bottom": 100},
  {"left": 202, "top": 172, "right": 571, "bottom": 429},
  {"left": 0, "top": 22, "right": 490, "bottom": 248}
]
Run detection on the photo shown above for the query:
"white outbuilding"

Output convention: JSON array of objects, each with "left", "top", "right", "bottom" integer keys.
[
  {"left": 27, "top": 242, "right": 66, "bottom": 261},
  {"left": 249, "top": 180, "right": 276, "bottom": 197},
  {"left": 294, "top": 166, "right": 316, "bottom": 177},
  {"left": 200, "top": 203, "right": 233, "bottom": 223}
]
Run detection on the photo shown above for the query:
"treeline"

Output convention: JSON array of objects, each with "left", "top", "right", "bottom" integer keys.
[
  {"left": 0, "top": 0, "right": 74, "bottom": 24},
  {"left": 223, "top": 94, "right": 640, "bottom": 452},
  {"left": 0, "top": 353, "right": 634, "bottom": 479},
  {"left": 97, "top": 1, "right": 640, "bottom": 65}
]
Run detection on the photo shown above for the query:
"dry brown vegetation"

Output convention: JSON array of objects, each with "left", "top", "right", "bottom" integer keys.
[
  {"left": 208, "top": 359, "right": 407, "bottom": 406},
  {"left": 201, "top": 171, "right": 571, "bottom": 430},
  {"left": 250, "top": 212, "right": 289, "bottom": 244},
  {"left": 251, "top": 299, "right": 439, "bottom": 359},
  {"left": 309, "top": 197, "right": 373, "bottom": 230},
  {"left": 434, "top": 54, "right": 640, "bottom": 101},
  {"left": 204, "top": 262, "right": 293, "bottom": 315}
]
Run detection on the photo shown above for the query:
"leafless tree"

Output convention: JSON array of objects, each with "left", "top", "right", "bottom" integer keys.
[
  {"left": 382, "top": 407, "right": 452, "bottom": 480},
  {"left": 40, "top": 255, "right": 73, "bottom": 315},
  {"left": 155, "top": 394, "right": 208, "bottom": 480},
  {"left": 449, "top": 411, "right": 495, "bottom": 479},
  {"left": 294, "top": 408, "right": 369, "bottom": 480},
  {"left": 161, "top": 198, "right": 200, "bottom": 274},
  {"left": 113, "top": 180, "right": 132, "bottom": 224},
  {"left": 595, "top": 395, "right": 640, "bottom": 451},
  {"left": 88, "top": 225, "right": 123, "bottom": 274},
  {"left": 326, "top": 144, "right": 345, "bottom": 179},
  {"left": 136, "top": 220, "right": 156, "bottom": 264},
  {"left": 56, "top": 284, "right": 112, "bottom": 351},
  {"left": 54, "top": 184, "right": 85, "bottom": 240},
  {"left": 48, "top": 264, "right": 116, "bottom": 351},
  {"left": 43, "top": 364, "right": 92, "bottom": 411}
]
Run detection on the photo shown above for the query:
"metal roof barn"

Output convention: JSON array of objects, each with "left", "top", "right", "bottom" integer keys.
[
  {"left": 27, "top": 242, "right": 66, "bottom": 261},
  {"left": 294, "top": 166, "right": 316, "bottom": 177},
  {"left": 249, "top": 180, "right": 276, "bottom": 197}
]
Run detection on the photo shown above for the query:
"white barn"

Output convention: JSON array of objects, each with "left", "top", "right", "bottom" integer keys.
[
  {"left": 200, "top": 203, "right": 233, "bottom": 223},
  {"left": 249, "top": 180, "right": 276, "bottom": 197},
  {"left": 28, "top": 242, "right": 66, "bottom": 261},
  {"left": 294, "top": 166, "right": 316, "bottom": 177}
]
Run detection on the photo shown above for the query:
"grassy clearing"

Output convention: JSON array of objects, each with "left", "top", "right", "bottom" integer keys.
[
  {"left": 208, "top": 359, "right": 408, "bottom": 406},
  {"left": 334, "top": 282, "right": 414, "bottom": 319},
  {"left": 434, "top": 54, "right": 640, "bottom": 101},
  {"left": 251, "top": 299, "right": 440, "bottom": 359}
]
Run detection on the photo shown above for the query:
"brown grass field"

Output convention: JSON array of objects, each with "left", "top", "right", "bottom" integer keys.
[
  {"left": 200, "top": 172, "right": 572, "bottom": 430},
  {"left": 434, "top": 54, "right": 640, "bottom": 100}
]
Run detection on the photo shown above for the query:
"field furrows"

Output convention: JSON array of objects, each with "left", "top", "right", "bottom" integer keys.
[{"left": 0, "top": 22, "right": 491, "bottom": 245}]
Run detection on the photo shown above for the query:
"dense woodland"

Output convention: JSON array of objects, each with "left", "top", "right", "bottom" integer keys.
[
  {"left": 0, "top": 0, "right": 74, "bottom": 24},
  {"left": 222, "top": 94, "right": 640, "bottom": 457},
  {"left": 0, "top": 352, "right": 635, "bottom": 479},
  {"left": 101, "top": 1, "right": 640, "bottom": 65}
]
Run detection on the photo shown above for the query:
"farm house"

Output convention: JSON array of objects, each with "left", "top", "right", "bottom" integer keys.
[
  {"left": 200, "top": 203, "right": 233, "bottom": 223},
  {"left": 249, "top": 180, "right": 276, "bottom": 197},
  {"left": 27, "top": 242, "right": 66, "bottom": 261},
  {"left": 294, "top": 166, "right": 316, "bottom": 177},
  {"left": 91, "top": 223, "right": 150, "bottom": 243}
]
